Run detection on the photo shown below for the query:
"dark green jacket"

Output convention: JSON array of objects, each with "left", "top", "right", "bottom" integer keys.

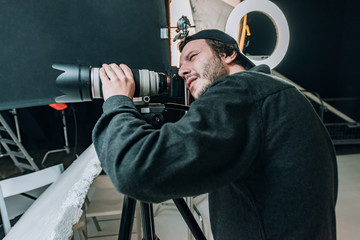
[{"left": 92, "top": 65, "right": 337, "bottom": 240}]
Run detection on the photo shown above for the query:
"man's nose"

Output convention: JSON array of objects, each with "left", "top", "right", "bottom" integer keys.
[{"left": 178, "top": 64, "right": 190, "bottom": 79}]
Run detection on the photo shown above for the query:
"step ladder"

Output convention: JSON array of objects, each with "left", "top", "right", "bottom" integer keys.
[{"left": 0, "top": 110, "right": 39, "bottom": 172}]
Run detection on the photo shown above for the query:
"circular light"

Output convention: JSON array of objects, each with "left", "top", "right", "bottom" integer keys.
[{"left": 225, "top": 0, "right": 290, "bottom": 69}]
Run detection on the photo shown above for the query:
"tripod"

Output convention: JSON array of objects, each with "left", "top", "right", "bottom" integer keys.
[{"left": 118, "top": 196, "right": 207, "bottom": 240}]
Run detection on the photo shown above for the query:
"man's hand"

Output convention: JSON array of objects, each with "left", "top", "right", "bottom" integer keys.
[{"left": 99, "top": 63, "right": 136, "bottom": 101}]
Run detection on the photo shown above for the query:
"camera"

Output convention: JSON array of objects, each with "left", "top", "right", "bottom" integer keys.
[{"left": 53, "top": 64, "right": 184, "bottom": 103}]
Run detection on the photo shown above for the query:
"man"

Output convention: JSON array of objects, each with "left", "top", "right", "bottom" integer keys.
[{"left": 92, "top": 29, "right": 337, "bottom": 239}]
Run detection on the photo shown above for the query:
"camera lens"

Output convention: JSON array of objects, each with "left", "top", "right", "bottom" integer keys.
[{"left": 53, "top": 64, "right": 169, "bottom": 103}]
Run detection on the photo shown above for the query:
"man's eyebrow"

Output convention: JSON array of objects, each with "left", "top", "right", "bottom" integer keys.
[{"left": 180, "top": 50, "right": 199, "bottom": 67}]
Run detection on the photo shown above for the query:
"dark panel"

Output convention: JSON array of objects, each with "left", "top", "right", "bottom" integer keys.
[
  {"left": 271, "top": 0, "right": 360, "bottom": 100},
  {"left": 0, "top": 0, "right": 170, "bottom": 110}
]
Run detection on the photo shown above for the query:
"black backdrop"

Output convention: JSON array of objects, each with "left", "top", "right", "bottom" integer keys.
[
  {"left": 0, "top": 0, "right": 170, "bottom": 152},
  {"left": 0, "top": 0, "right": 170, "bottom": 111},
  {"left": 241, "top": 0, "right": 360, "bottom": 122},
  {"left": 270, "top": 0, "right": 360, "bottom": 122}
]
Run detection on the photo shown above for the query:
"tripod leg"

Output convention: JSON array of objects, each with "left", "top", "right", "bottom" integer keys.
[
  {"left": 173, "top": 198, "right": 207, "bottom": 240},
  {"left": 140, "top": 202, "right": 157, "bottom": 240},
  {"left": 118, "top": 196, "right": 136, "bottom": 240}
]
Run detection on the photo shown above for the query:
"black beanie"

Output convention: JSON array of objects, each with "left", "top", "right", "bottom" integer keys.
[{"left": 179, "top": 29, "right": 255, "bottom": 68}]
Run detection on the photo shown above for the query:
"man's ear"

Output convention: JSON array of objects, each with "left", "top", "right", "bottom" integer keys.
[{"left": 224, "top": 50, "right": 237, "bottom": 64}]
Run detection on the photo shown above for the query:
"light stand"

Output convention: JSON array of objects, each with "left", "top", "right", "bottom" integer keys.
[{"left": 41, "top": 105, "right": 71, "bottom": 167}]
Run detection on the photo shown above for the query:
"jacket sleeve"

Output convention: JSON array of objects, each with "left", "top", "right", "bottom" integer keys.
[{"left": 92, "top": 76, "right": 263, "bottom": 203}]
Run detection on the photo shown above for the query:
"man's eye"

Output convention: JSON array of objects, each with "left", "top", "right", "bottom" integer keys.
[{"left": 189, "top": 54, "right": 197, "bottom": 60}]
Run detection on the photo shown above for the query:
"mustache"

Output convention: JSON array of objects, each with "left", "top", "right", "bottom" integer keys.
[{"left": 184, "top": 73, "right": 200, "bottom": 81}]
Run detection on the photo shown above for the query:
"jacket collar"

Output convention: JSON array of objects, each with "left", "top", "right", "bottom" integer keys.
[{"left": 248, "top": 64, "right": 271, "bottom": 74}]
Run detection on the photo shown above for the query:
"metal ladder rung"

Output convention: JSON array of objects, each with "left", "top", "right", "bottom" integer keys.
[
  {"left": 0, "top": 153, "right": 10, "bottom": 157},
  {"left": 8, "top": 151, "right": 26, "bottom": 158},
  {"left": 0, "top": 138, "right": 16, "bottom": 145}
]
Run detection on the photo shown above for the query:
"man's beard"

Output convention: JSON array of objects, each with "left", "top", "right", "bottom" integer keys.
[{"left": 197, "top": 55, "right": 227, "bottom": 97}]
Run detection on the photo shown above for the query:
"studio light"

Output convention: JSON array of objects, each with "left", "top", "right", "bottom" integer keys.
[{"left": 225, "top": 0, "right": 290, "bottom": 69}]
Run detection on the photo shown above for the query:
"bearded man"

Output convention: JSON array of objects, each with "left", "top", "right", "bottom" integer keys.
[{"left": 92, "top": 29, "right": 337, "bottom": 240}]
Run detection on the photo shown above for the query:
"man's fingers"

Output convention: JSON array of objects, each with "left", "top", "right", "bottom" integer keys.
[
  {"left": 101, "top": 64, "right": 133, "bottom": 84},
  {"left": 119, "top": 64, "right": 133, "bottom": 80},
  {"left": 99, "top": 68, "right": 109, "bottom": 83},
  {"left": 109, "top": 63, "right": 127, "bottom": 81},
  {"left": 101, "top": 63, "right": 119, "bottom": 81}
]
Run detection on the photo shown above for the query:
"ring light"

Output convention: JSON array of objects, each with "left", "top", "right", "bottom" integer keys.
[{"left": 225, "top": 0, "right": 290, "bottom": 69}]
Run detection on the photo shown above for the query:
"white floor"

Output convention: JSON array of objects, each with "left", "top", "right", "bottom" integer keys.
[
  {"left": 336, "top": 153, "right": 360, "bottom": 240},
  {"left": 83, "top": 154, "right": 360, "bottom": 240}
]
